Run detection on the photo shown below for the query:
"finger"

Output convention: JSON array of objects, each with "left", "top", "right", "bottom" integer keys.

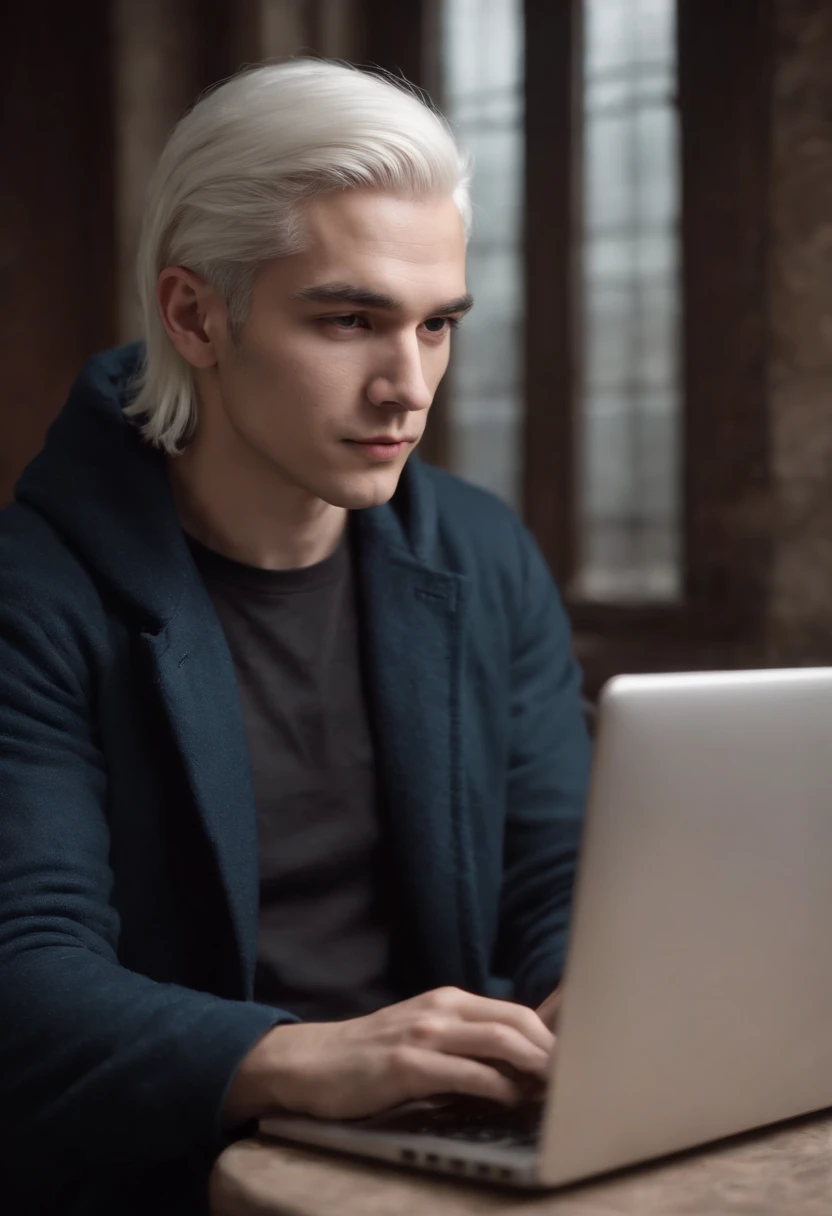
[
  {"left": 388, "top": 1045, "right": 525, "bottom": 1107},
  {"left": 409, "top": 1018, "right": 551, "bottom": 1082},
  {"left": 433, "top": 989, "right": 555, "bottom": 1055}
]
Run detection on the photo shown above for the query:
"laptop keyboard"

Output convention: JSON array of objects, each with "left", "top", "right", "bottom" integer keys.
[{"left": 364, "top": 1098, "right": 543, "bottom": 1148}]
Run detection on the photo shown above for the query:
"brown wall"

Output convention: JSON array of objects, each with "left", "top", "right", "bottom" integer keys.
[
  {"left": 0, "top": 2, "right": 115, "bottom": 505},
  {"left": 766, "top": 0, "right": 832, "bottom": 665}
]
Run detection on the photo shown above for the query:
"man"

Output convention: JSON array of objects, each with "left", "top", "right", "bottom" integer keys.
[{"left": 0, "top": 60, "right": 590, "bottom": 1214}]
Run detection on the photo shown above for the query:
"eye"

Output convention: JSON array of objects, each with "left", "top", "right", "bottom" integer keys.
[
  {"left": 329, "top": 314, "right": 364, "bottom": 329},
  {"left": 423, "top": 317, "right": 459, "bottom": 335}
]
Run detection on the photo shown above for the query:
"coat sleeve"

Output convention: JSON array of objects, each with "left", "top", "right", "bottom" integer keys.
[
  {"left": 492, "top": 523, "right": 592, "bottom": 1008},
  {"left": 0, "top": 583, "right": 294, "bottom": 1176}
]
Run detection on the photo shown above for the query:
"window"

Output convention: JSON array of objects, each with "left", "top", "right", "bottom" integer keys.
[
  {"left": 574, "top": 0, "right": 682, "bottom": 602},
  {"left": 434, "top": 0, "right": 770, "bottom": 695},
  {"left": 439, "top": 0, "right": 525, "bottom": 510}
]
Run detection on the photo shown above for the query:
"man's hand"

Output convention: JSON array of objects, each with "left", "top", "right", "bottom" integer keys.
[{"left": 223, "top": 986, "right": 554, "bottom": 1126}]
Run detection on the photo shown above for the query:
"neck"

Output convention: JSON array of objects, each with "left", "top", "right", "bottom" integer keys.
[{"left": 166, "top": 431, "right": 347, "bottom": 573}]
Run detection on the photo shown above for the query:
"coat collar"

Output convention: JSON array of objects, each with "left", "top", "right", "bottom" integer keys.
[
  {"left": 16, "top": 344, "right": 187, "bottom": 629},
  {"left": 16, "top": 343, "right": 444, "bottom": 630}
]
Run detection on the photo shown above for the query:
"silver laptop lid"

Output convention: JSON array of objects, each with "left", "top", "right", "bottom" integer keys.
[{"left": 542, "top": 667, "right": 832, "bottom": 1186}]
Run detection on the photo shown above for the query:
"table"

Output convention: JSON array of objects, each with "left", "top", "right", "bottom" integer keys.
[{"left": 210, "top": 1109, "right": 832, "bottom": 1216}]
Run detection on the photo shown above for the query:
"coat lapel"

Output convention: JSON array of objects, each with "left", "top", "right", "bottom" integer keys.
[
  {"left": 141, "top": 579, "right": 260, "bottom": 999},
  {"left": 355, "top": 500, "right": 484, "bottom": 995}
]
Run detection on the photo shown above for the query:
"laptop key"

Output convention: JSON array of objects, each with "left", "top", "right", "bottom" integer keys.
[
  {"left": 442, "top": 1125, "right": 539, "bottom": 1146},
  {"left": 377, "top": 1099, "right": 543, "bottom": 1148}
]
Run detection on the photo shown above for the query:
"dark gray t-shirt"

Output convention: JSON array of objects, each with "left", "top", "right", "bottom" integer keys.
[{"left": 188, "top": 528, "right": 399, "bottom": 1022}]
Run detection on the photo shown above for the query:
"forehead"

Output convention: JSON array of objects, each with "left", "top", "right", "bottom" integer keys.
[{"left": 268, "top": 189, "right": 467, "bottom": 309}]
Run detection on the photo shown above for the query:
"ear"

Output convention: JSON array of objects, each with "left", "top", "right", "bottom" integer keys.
[{"left": 157, "top": 267, "right": 225, "bottom": 370}]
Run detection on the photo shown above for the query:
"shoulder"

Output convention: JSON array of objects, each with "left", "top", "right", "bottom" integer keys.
[
  {"left": 0, "top": 504, "right": 109, "bottom": 667},
  {"left": 416, "top": 461, "right": 546, "bottom": 594},
  {"left": 414, "top": 463, "right": 564, "bottom": 649},
  {"left": 418, "top": 463, "right": 530, "bottom": 564}
]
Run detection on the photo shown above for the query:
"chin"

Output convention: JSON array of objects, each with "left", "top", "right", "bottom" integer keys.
[{"left": 318, "top": 465, "right": 405, "bottom": 511}]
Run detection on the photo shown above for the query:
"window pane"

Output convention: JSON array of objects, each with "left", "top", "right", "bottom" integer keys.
[
  {"left": 439, "top": 0, "right": 525, "bottom": 509},
  {"left": 575, "top": 0, "right": 682, "bottom": 602}
]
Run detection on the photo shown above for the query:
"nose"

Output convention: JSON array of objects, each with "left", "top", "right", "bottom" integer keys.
[{"left": 366, "top": 332, "right": 434, "bottom": 414}]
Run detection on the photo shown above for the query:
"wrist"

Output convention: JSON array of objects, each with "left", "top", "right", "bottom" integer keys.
[{"left": 221, "top": 1023, "right": 293, "bottom": 1128}]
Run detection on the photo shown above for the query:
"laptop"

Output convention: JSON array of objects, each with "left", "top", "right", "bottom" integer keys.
[{"left": 261, "top": 666, "right": 832, "bottom": 1188}]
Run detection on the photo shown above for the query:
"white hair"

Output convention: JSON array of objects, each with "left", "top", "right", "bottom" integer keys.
[{"left": 124, "top": 58, "right": 472, "bottom": 453}]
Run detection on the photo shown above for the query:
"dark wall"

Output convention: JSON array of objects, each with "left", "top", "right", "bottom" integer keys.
[{"left": 0, "top": 2, "right": 115, "bottom": 506}]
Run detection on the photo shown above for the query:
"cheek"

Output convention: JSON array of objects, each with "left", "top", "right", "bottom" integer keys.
[
  {"left": 269, "top": 327, "right": 370, "bottom": 394},
  {"left": 231, "top": 329, "right": 361, "bottom": 415},
  {"left": 426, "top": 343, "right": 452, "bottom": 389}
]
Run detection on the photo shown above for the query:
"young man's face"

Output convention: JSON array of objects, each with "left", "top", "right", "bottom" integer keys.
[{"left": 205, "top": 189, "right": 469, "bottom": 510}]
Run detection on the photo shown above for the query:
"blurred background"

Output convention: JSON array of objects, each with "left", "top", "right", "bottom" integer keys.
[{"left": 1, "top": 0, "right": 830, "bottom": 696}]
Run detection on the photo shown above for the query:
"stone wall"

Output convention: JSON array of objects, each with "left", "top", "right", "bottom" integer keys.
[{"left": 766, "top": 0, "right": 832, "bottom": 665}]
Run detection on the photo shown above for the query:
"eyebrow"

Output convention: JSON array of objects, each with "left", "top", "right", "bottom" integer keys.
[{"left": 292, "top": 282, "right": 474, "bottom": 317}]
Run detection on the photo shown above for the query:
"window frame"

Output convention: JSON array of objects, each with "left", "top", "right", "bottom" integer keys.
[{"left": 523, "top": 0, "right": 774, "bottom": 694}]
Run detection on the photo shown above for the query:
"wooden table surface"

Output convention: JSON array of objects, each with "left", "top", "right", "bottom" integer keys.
[{"left": 210, "top": 1109, "right": 832, "bottom": 1216}]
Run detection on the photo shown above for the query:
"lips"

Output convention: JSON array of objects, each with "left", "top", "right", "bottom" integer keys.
[
  {"left": 345, "top": 437, "right": 411, "bottom": 462},
  {"left": 349, "top": 437, "right": 413, "bottom": 445}
]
